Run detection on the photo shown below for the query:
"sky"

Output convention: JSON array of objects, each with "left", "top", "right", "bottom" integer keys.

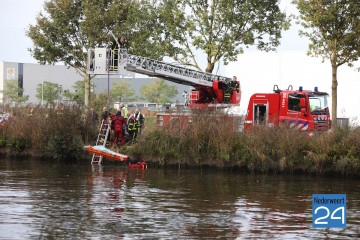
[{"left": 0, "top": 0, "right": 359, "bottom": 124}]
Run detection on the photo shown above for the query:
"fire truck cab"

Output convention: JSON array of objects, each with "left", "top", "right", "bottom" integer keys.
[{"left": 244, "top": 85, "right": 331, "bottom": 132}]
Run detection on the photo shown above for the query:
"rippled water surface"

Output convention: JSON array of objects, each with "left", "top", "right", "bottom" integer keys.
[{"left": 0, "top": 159, "right": 359, "bottom": 239}]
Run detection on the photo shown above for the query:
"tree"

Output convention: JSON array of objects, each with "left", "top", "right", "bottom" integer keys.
[
  {"left": 26, "top": 0, "right": 165, "bottom": 108},
  {"left": 64, "top": 80, "right": 86, "bottom": 104},
  {"left": 140, "top": 79, "right": 178, "bottom": 105},
  {"left": 93, "top": 93, "right": 108, "bottom": 113},
  {"left": 27, "top": 0, "right": 289, "bottom": 109},
  {"left": 1, "top": 79, "right": 29, "bottom": 104},
  {"left": 158, "top": 0, "right": 290, "bottom": 72},
  {"left": 36, "top": 81, "right": 62, "bottom": 105},
  {"left": 111, "top": 80, "right": 136, "bottom": 103},
  {"left": 293, "top": 0, "right": 360, "bottom": 125}
]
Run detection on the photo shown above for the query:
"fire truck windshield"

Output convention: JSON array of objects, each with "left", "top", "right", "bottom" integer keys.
[{"left": 309, "top": 93, "right": 329, "bottom": 115}]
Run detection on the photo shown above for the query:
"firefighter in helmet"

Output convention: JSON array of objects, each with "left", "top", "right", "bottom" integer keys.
[
  {"left": 119, "top": 36, "right": 127, "bottom": 49},
  {"left": 108, "top": 37, "right": 119, "bottom": 70},
  {"left": 223, "top": 83, "right": 232, "bottom": 103},
  {"left": 127, "top": 111, "right": 137, "bottom": 144},
  {"left": 231, "top": 76, "right": 240, "bottom": 93},
  {"left": 134, "top": 108, "right": 145, "bottom": 135},
  {"left": 224, "top": 76, "right": 240, "bottom": 103}
]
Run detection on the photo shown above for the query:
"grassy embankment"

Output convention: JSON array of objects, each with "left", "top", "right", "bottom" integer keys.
[
  {"left": 0, "top": 105, "right": 359, "bottom": 176},
  {"left": 0, "top": 104, "right": 96, "bottom": 160},
  {"left": 127, "top": 109, "right": 360, "bottom": 176}
]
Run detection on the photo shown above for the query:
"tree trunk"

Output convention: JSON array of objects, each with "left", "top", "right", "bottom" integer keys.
[
  {"left": 331, "top": 63, "right": 338, "bottom": 127},
  {"left": 84, "top": 74, "right": 90, "bottom": 109},
  {"left": 205, "top": 61, "right": 215, "bottom": 73}
]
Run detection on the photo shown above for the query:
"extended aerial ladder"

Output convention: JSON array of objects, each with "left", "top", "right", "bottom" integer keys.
[{"left": 87, "top": 36, "right": 241, "bottom": 107}]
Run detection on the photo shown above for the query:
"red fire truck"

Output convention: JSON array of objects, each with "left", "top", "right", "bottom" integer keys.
[
  {"left": 244, "top": 85, "right": 331, "bottom": 132},
  {"left": 87, "top": 34, "right": 330, "bottom": 132}
]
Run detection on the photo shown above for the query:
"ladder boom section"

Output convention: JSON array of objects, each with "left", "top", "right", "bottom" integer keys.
[
  {"left": 126, "top": 54, "right": 230, "bottom": 87},
  {"left": 87, "top": 47, "right": 230, "bottom": 87}
]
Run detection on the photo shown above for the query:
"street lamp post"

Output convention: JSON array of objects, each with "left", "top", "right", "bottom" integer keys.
[
  {"left": 60, "top": 85, "right": 62, "bottom": 102},
  {"left": 41, "top": 78, "right": 44, "bottom": 105}
]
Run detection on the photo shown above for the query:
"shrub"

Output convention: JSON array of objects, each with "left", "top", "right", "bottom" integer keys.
[
  {"left": 6, "top": 135, "right": 32, "bottom": 152},
  {"left": 0, "top": 104, "right": 94, "bottom": 161}
]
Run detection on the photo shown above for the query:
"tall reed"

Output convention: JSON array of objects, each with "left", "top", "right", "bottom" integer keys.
[
  {"left": 0, "top": 104, "right": 95, "bottom": 160},
  {"left": 129, "top": 109, "right": 360, "bottom": 175},
  {"left": 1, "top": 104, "right": 359, "bottom": 175}
]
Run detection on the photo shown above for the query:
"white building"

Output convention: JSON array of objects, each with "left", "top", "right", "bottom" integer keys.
[
  {"left": 0, "top": 61, "right": 81, "bottom": 104},
  {"left": 0, "top": 61, "right": 189, "bottom": 105}
]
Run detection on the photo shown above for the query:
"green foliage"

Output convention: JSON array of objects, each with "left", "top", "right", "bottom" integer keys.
[
  {"left": 66, "top": 80, "right": 85, "bottom": 102},
  {"left": 140, "top": 79, "right": 178, "bottom": 105},
  {"left": 93, "top": 93, "right": 108, "bottom": 113},
  {"left": 110, "top": 80, "right": 137, "bottom": 103},
  {"left": 130, "top": 110, "right": 360, "bottom": 175},
  {"left": 1, "top": 105, "right": 359, "bottom": 176},
  {"left": 0, "top": 137, "right": 6, "bottom": 147},
  {"left": 293, "top": 0, "right": 360, "bottom": 123},
  {"left": 0, "top": 104, "right": 95, "bottom": 161},
  {"left": 44, "top": 129, "right": 83, "bottom": 161},
  {"left": 158, "top": 0, "right": 290, "bottom": 72},
  {"left": 134, "top": 110, "right": 244, "bottom": 167},
  {"left": 61, "top": 80, "right": 97, "bottom": 105},
  {"left": 122, "top": 0, "right": 172, "bottom": 59},
  {"left": 137, "top": 129, "right": 180, "bottom": 165},
  {"left": 1, "top": 79, "right": 29, "bottom": 103},
  {"left": 27, "top": 0, "right": 119, "bottom": 68},
  {"left": 26, "top": 0, "right": 290, "bottom": 109},
  {"left": 26, "top": 0, "right": 170, "bottom": 107},
  {"left": 6, "top": 136, "right": 32, "bottom": 152},
  {"left": 36, "top": 106, "right": 90, "bottom": 161},
  {"left": 294, "top": 0, "right": 360, "bottom": 65},
  {"left": 35, "top": 81, "right": 63, "bottom": 105}
]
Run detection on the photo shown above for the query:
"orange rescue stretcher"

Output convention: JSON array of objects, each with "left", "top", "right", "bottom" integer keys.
[{"left": 84, "top": 145, "right": 129, "bottom": 161}]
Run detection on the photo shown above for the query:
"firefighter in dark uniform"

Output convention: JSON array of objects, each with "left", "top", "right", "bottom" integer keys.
[
  {"left": 127, "top": 112, "right": 137, "bottom": 144},
  {"left": 134, "top": 109, "right": 145, "bottom": 135},
  {"left": 108, "top": 38, "right": 118, "bottom": 70},
  {"left": 108, "top": 36, "right": 127, "bottom": 70},
  {"left": 224, "top": 76, "right": 240, "bottom": 103},
  {"left": 230, "top": 76, "right": 240, "bottom": 93},
  {"left": 223, "top": 83, "right": 232, "bottom": 103}
]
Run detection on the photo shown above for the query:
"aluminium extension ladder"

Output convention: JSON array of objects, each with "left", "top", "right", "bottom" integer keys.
[{"left": 91, "top": 120, "right": 111, "bottom": 164}]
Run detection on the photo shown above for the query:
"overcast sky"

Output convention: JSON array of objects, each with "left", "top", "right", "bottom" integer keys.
[{"left": 0, "top": 0, "right": 359, "bottom": 123}]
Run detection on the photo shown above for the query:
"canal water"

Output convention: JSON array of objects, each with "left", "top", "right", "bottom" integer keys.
[{"left": 0, "top": 159, "right": 359, "bottom": 239}]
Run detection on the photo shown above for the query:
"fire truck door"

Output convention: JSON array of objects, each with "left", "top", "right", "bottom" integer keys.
[{"left": 253, "top": 101, "right": 268, "bottom": 125}]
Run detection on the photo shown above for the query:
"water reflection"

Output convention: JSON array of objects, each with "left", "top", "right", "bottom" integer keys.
[{"left": 0, "top": 159, "right": 359, "bottom": 239}]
